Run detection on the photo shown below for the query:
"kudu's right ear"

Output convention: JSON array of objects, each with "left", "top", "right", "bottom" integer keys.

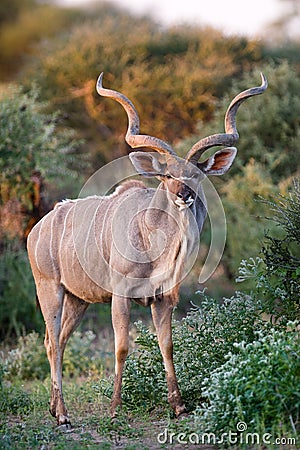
[{"left": 129, "top": 152, "right": 167, "bottom": 177}]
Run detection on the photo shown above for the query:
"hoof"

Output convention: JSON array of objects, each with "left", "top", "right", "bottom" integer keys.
[
  {"left": 110, "top": 403, "right": 122, "bottom": 420},
  {"left": 111, "top": 413, "right": 118, "bottom": 422},
  {"left": 57, "top": 414, "right": 72, "bottom": 429},
  {"left": 49, "top": 407, "right": 56, "bottom": 418},
  {"left": 175, "top": 404, "right": 187, "bottom": 418}
]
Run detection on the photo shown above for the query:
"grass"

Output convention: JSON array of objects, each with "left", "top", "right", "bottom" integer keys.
[
  {"left": 0, "top": 378, "right": 152, "bottom": 449},
  {"left": 0, "top": 378, "right": 208, "bottom": 450},
  {"left": 1, "top": 295, "right": 299, "bottom": 449},
  {"left": 2, "top": 377, "right": 298, "bottom": 450},
  {"left": 1, "top": 345, "right": 298, "bottom": 450}
]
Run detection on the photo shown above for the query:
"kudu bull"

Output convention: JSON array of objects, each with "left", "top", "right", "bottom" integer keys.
[{"left": 27, "top": 72, "right": 267, "bottom": 426}]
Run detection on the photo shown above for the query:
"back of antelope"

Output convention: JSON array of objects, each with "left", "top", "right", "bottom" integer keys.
[{"left": 27, "top": 72, "right": 267, "bottom": 426}]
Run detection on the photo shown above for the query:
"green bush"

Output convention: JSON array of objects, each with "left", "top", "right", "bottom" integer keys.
[
  {"left": 237, "top": 179, "right": 300, "bottom": 321},
  {"left": 222, "top": 159, "right": 276, "bottom": 274},
  {"left": 0, "top": 82, "right": 86, "bottom": 339},
  {"left": 1, "top": 330, "right": 104, "bottom": 381},
  {"left": 63, "top": 330, "right": 104, "bottom": 379},
  {"left": 98, "top": 292, "right": 272, "bottom": 413},
  {"left": 1, "top": 331, "right": 48, "bottom": 380},
  {"left": 179, "top": 62, "right": 300, "bottom": 276},
  {"left": 0, "top": 244, "right": 42, "bottom": 339},
  {"left": 0, "top": 383, "right": 35, "bottom": 416},
  {"left": 118, "top": 320, "right": 167, "bottom": 411},
  {"left": 172, "top": 293, "right": 270, "bottom": 411},
  {"left": 195, "top": 324, "right": 300, "bottom": 439},
  {"left": 0, "top": 84, "right": 84, "bottom": 209}
]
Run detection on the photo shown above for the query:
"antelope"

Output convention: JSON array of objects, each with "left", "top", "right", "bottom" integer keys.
[{"left": 27, "top": 72, "right": 267, "bottom": 426}]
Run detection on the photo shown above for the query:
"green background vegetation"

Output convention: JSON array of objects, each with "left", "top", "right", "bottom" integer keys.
[{"left": 0, "top": 0, "right": 299, "bottom": 448}]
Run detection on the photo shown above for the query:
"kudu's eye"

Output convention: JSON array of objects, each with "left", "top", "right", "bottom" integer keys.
[{"left": 165, "top": 174, "right": 172, "bottom": 179}]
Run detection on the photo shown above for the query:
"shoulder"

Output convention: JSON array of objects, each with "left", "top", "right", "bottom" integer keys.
[{"left": 114, "top": 180, "right": 147, "bottom": 195}]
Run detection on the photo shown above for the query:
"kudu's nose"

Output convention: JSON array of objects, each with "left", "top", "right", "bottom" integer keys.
[
  {"left": 177, "top": 190, "right": 192, "bottom": 203},
  {"left": 175, "top": 188, "right": 194, "bottom": 210}
]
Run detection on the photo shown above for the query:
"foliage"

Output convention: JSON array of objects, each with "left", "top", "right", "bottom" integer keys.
[
  {"left": 179, "top": 61, "right": 300, "bottom": 275},
  {"left": 182, "top": 60, "right": 300, "bottom": 182},
  {"left": 0, "top": 243, "right": 42, "bottom": 339},
  {"left": 195, "top": 324, "right": 300, "bottom": 439},
  {"left": 0, "top": 1, "right": 83, "bottom": 80},
  {"left": 1, "top": 299, "right": 298, "bottom": 448},
  {"left": 1, "top": 330, "right": 104, "bottom": 381},
  {"left": 0, "top": 382, "right": 36, "bottom": 416},
  {"left": 21, "top": 4, "right": 262, "bottom": 167},
  {"left": 97, "top": 292, "right": 299, "bottom": 441},
  {"left": 222, "top": 159, "right": 276, "bottom": 274},
  {"left": 63, "top": 330, "right": 104, "bottom": 379},
  {"left": 172, "top": 293, "right": 270, "bottom": 411},
  {"left": 97, "top": 414, "right": 143, "bottom": 444},
  {"left": 235, "top": 61, "right": 300, "bottom": 182},
  {"left": 0, "top": 379, "right": 114, "bottom": 449},
  {"left": 237, "top": 179, "right": 300, "bottom": 321},
  {"left": 1, "top": 331, "right": 48, "bottom": 381},
  {"left": 0, "top": 0, "right": 37, "bottom": 26},
  {"left": 0, "top": 84, "right": 85, "bottom": 210},
  {"left": 97, "top": 292, "right": 272, "bottom": 413}
]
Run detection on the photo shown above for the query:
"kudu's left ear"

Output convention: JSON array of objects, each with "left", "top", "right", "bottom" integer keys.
[
  {"left": 197, "top": 147, "right": 237, "bottom": 175},
  {"left": 129, "top": 152, "right": 167, "bottom": 177}
]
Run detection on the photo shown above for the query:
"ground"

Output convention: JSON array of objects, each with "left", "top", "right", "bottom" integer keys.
[{"left": 1, "top": 378, "right": 217, "bottom": 450}]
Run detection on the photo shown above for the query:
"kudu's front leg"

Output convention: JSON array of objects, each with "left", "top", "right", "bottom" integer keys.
[
  {"left": 110, "top": 295, "right": 131, "bottom": 417},
  {"left": 151, "top": 298, "right": 186, "bottom": 417}
]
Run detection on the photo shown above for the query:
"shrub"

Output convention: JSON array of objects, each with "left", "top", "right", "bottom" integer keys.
[
  {"left": 172, "top": 293, "right": 270, "bottom": 411},
  {"left": 195, "top": 324, "right": 300, "bottom": 439},
  {"left": 1, "top": 330, "right": 104, "bottom": 381},
  {"left": 237, "top": 179, "right": 300, "bottom": 321},
  {"left": 0, "top": 83, "right": 85, "bottom": 210},
  {"left": 180, "top": 62, "right": 300, "bottom": 277},
  {"left": 0, "top": 383, "right": 35, "bottom": 416},
  {"left": 1, "top": 331, "right": 49, "bottom": 380},
  {"left": 117, "top": 320, "right": 167, "bottom": 411},
  {"left": 63, "top": 330, "right": 104, "bottom": 379},
  {"left": 0, "top": 244, "right": 42, "bottom": 339},
  {"left": 221, "top": 159, "right": 276, "bottom": 274},
  {"left": 98, "top": 292, "right": 272, "bottom": 413},
  {"left": 261, "top": 180, "right": 300, "bottom": 320}
]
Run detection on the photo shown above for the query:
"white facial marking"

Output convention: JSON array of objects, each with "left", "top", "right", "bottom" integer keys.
[
  {"left": 185, "top": 197, "right": 194, "bottom": 207},
  {"left": 174, "top": 196, "right": 194, "bottom": 210},
  {"left": 172, "top": 176, "right": 192, "bottom": 182}
]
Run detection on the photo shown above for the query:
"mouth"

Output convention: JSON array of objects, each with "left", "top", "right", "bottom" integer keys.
[{"left": 174, "top": 196, "right": 194, "bottom": 211}]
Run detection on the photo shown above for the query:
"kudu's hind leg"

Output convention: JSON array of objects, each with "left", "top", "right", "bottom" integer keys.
[
  {"left": 41, "top": 289, "right": 88, "bottom": 426},
  {"left": 110, "top": 295, "right": 131, "bottom": 417},
  {"left": 151, "top": 298, "right": 186, "bottom": 417},
  {"left": 37, "top": 281, "right": 70, "bottom": 426}
]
